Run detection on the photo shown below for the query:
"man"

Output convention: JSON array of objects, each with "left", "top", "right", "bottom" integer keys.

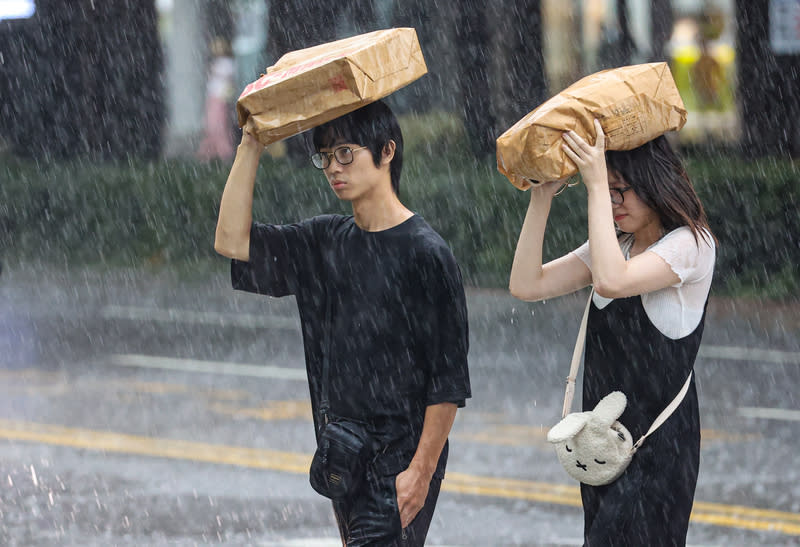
[{"left": 214, "top": 100, "right": 471, "bottom": 546}]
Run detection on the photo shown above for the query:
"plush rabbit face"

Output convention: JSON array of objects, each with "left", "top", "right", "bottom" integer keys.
[{"left": 547, "top": 391, "right": 634, "bottom": 486}]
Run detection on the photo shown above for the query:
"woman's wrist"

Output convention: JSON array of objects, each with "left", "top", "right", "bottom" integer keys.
[
  {"left": 584, "top": 179, "right": 608, "bottom": 196},
  {"left": 528, "top": 191, "right": 554, "bottom": 216},
  {"left": 529, "top": 187, "right": 553, "bottom": 202}
]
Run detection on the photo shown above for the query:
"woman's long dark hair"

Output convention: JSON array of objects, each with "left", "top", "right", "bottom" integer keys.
[{"left": 606, "top": 135, "right": 717, "bottom": 245}]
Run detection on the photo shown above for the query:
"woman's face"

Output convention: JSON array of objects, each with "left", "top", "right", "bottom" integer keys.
[{"left": 608, "top": 169, "right": 661, "bottom": 236}]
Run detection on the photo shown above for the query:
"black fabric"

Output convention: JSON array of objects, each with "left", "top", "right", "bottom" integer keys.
[
  {"left": 581, "top": 295, "right": 705, "bottom": 547},
  {"left": 332, "top": 465, "right": 444, "bottom": 546},
  {"left": 231, "top": 214, "right": 471, "bottom": 476}
]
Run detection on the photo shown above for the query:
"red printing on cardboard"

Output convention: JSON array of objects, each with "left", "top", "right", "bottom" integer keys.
[
  {"left": 328, "top": 75, "right": 349, "bottom": 92},
  {"left": 239, "top": 47, "right": 361, "bottom": 99}
]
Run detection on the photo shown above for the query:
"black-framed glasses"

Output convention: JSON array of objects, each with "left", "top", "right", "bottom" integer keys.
[
  {"left": 610, "top": 186, "right": 634, "bottom": 205},
  {"left": 310, "top": 146, "right": 368, "bottom": 169}
]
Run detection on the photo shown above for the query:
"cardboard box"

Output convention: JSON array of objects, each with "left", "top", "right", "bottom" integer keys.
[
  {"left": 236, "top": 28, "right": 427, "bottom": 146},
  {"left": 496, "top": 62, "right": 687, "bottom": 190}
]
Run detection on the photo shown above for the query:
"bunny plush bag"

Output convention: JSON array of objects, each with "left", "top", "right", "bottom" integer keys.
[{"left": 548, "top": 391, "right": 635, "bottom": 486}]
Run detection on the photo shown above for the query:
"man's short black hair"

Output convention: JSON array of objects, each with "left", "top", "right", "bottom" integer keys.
[{"left": 312, "top": 100, "right": 403, "bottom": 194}]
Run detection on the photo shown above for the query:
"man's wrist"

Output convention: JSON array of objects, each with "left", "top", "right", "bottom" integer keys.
[
  {"left": 238, "top": 141, "right": 263, "bottom": 156},
  {"left": 407, "top": 457, "right": 436, "bottom": 480}
]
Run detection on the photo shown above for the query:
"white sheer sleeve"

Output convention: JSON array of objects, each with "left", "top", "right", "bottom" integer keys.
[
  {"left": 643, "top": 227, "right": 716, "bottom": 338},
  {"left": 649, "top": 227, "right": 715, "bottom": 287}
]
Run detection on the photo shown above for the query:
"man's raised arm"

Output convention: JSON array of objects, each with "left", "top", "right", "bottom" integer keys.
[{"left": 214, "top": 130, "right": 265, "bottom": 261}]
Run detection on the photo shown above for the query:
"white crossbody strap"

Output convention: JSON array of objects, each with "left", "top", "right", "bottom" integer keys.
[
  {"left": 632, "top": 371, "right": 692, "bottom": 451},
  {"left": 561, "top": 289, "right": 693, "bottom": 451},
  {"left": 562, "top": 292, "right": 593, "bottom": 418}
]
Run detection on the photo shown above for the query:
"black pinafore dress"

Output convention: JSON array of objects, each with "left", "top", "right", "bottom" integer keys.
[{"left": 580, "top": 292, "right": 706, "bottom": 547}]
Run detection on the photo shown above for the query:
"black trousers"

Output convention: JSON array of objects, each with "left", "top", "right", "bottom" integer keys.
[{"left": 332, "top": 468, "right": 443, "bottom": 547}]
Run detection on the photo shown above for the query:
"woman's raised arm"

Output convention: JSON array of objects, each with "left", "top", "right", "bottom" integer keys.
[{"left": 509, "top": 182, "right": 592, "bottom": 302}]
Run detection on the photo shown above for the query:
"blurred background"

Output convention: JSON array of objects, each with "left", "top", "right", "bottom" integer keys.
[{"left": 0, "top": 0, "right": 798, "bottom": 297}]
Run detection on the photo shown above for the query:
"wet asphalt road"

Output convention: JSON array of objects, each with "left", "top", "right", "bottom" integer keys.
[{"left": 1, "top": 262, "right": 799, "bottom": 546}]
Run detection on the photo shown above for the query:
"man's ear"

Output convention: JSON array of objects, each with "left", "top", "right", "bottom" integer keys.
[{"left": 381, "top": 140, "right": 396, "bottom": 165}]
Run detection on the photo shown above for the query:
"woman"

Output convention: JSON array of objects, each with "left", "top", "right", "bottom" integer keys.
[
  {"left": 196, "top": 37, "right": 235, "bottom": 162},
  {"left": 510, "top": 120, "right": 716, "bottom": 546}
]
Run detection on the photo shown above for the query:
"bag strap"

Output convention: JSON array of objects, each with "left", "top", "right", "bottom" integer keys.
[
  {"left": 319, "top": 294, "right": 333, "bottom": 428},
  {"left": 632, "top": 372, "right": 692, "bottom": 451},
  {"left": 561, "top": 289, "right": 694, "bottom": 451},
  {"left": 561, "top": 291, "right": 593, "bottom": 418}
]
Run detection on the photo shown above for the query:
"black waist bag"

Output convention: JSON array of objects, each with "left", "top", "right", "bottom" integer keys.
[{"left": 309, "top": 419, "right": 373, "bottom": 499}]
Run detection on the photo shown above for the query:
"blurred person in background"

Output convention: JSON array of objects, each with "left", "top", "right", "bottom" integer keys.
[{"left": 197, "top": 37, "right": 235, "bottom": 162}]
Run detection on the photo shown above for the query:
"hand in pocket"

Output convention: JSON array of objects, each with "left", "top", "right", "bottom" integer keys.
[{"left": 395, "top": 466, "right": 430, "bottom": 528}]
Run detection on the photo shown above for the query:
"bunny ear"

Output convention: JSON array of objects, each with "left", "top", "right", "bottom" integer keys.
[
  {"left": 547, "top": 412, "right": 589, "bottom": 443},
  {"left": 593, "top": 391, "right": 627, "bottom": 427}
]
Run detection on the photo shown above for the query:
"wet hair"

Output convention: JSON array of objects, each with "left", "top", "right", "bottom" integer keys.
[
  {"left": 312, "top": 100, "right": 404, "bottom": 194},
  {"left": 606, "top": 135, "right": 717, "bottom": 245}
]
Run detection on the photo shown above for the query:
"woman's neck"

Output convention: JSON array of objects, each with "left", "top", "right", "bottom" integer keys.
[{"left": 630, "top": 223, "right": 665, "bottom": 256}]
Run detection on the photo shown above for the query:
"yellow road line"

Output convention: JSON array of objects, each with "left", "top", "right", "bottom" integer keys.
[
  {"left": 0, "top": 368, "right": 251, "bottom": 401},
  {"left": 444, "top": 473, "right": 800, "bottom": 535},
  {"left": 693, "top": 500, "right": 800, "bottom": 524},
  {"left": 690, "top": 513, "right": 800, "bottom": 536},
  {"left": 0, "top": 419, "right": 797, "bottom": 536},
  {"left": 0, "top": 419, "right": 310, "bottom": 474},
  {"left": 209, "top": 400, "right": 312, "bottom": 421}
]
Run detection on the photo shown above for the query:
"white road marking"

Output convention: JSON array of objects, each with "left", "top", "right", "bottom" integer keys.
[
  {"left": 108, "top": 354, "right": 800, "bottom": 425},
  {"left": 109, "top": 354, "right": 306, "bottom": 381},
  {"left": 738, "top": 407, "right": 800, "bottom": 422},
  {"left": 699, "top": 345, "right": 800, "bottom": 365},
  {"left": 102, "top": 306, "right": 800, "bottom": 367},
  {"left": 101, "top": 305, "right": 299, "bottom": 330}
]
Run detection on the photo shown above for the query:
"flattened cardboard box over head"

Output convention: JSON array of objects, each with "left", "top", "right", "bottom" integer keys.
[
  {"left": 237, "top": 28, "right": 427, "bottom": 147},
  {"left": 496, "top": 62, "right": 687, "bottom": 190}
]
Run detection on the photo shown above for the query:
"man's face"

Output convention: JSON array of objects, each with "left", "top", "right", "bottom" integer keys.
[{"left": 319, "top": 140, "right": 390, "bottom": 202}]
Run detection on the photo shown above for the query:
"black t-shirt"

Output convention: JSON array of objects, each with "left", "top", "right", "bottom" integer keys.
[{"left": 231, "top": 214, "right": 471, "bottom": 474}]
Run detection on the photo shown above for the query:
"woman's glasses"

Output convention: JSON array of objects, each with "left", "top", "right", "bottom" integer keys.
[
  {"left": 610, "top": 186, "right": 634, "bottom": 205},
  {"left": 310, "top": 146, "right": 368, "bottom": 169}
]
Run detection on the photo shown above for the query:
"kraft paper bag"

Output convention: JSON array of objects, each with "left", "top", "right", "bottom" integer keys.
[
  {"left": 496, "top": 62, "right": 687, "bottom": 190},
  {"left": 236, "top": 28, "right": 427, "bottom": 146}
]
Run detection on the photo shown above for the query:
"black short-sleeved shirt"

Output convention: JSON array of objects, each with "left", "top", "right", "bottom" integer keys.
[{"left": 231, "top": 214, "right": 471, "bottom": 473}]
